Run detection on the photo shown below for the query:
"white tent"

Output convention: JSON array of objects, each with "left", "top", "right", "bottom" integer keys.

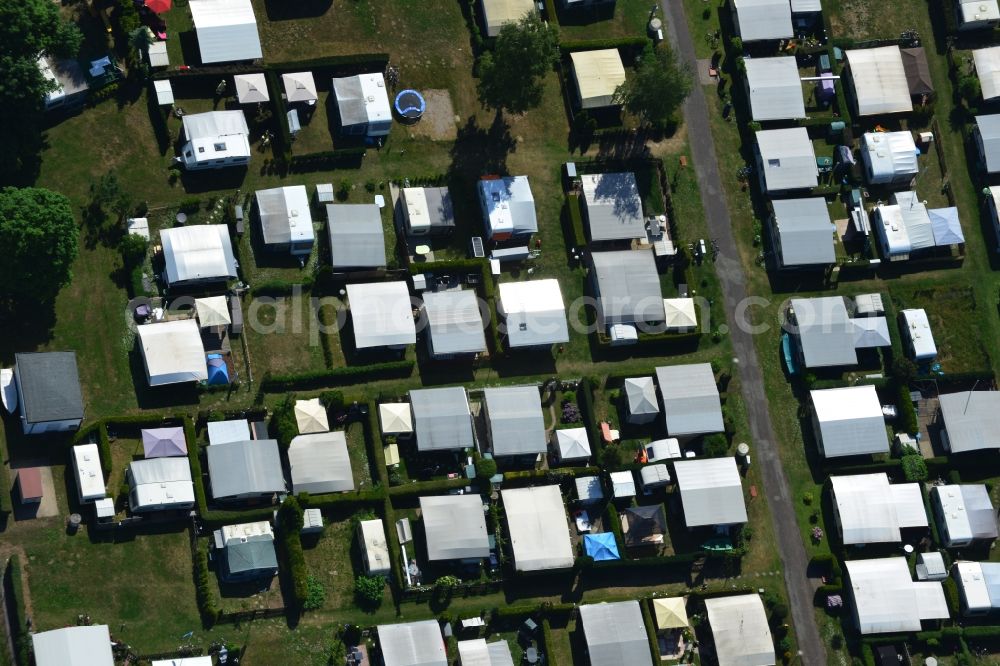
[
  {"left": 733, "top": 0, "right": 793, "bottom": 41},
  {"left": 847, "top": 558, "right": 949, "bottom": 634},
  {"left": 234, "top": 73, "right": 269, "bottom": 103},
  {"left": 571, "top": 49, "right": 627, "bottom": 109},
  {"left": 846, "top": 47, "right": 913, "bottom": 116},
  {"left": 810, "top": 385, "right": 890, "bottom": 458},
  {"left": 161, "top": 224, "right": 237, "bottom": 285},
  {"left": 346, "top": 282, "right": 416, "bottom": 348},
  {"left": 662, "top": 298, "right": 698, "bottom": 331},
  {"left": 195, "top": 296, "right": 231, "bottom": 328},
  {"left": 610, "top": 470, "right": 637, "bottom": 498},
  {"left": 744, "top": 56, "right": 805, "bottom": 121},
  {"left": 755, "top": 127, "right": 818, "bottom": 192},
  {"left": 457, "top": 638, "right": 515, "bottom": 666},
  {"left": 624, "top": 377, "right": 659, "bottom": 424},
  {"left": 288, "top": 431, "right": 355, "bottom": 494},
  {"left": 974, "top": 46, "right": 1000, "bottom": 101},
  {"left": 497, "top": 280, "right": 569, "bottom": 348},
  {"left": 503, "top": 485, "right": 574, "bottom": 571},
  {"left": 704, "top": 595, "right": 775, "bottom": 666},
  {"left": 860, "top": 131, "right": 918, "bottom": 185},
  {"left": 674, "top": 458, "right": 747, "bottom": 527},
  {"left": 294, "top": 398, "right": 329, "bottom": 434},
  {"left": 32, "top": 625, "right": 114, "bottom": 666},
  {"left": 420, "top": 495, "right": 490, "bottom": 561},
  {"left": 377, "top": 620, "right": 448, "bottom": 666},
  {"left": 480, "top": 0, "right": 534, "bottom": 36},
  {"left": 555, "top": 427, "right": 591, "bottom": 462},
  {"left": 850, "top": 317, "right": 892, "bottom": 349},
  {"left": 281, "top": 72, "right": 318, "bottom": 104},
  {"left": 190, "top": 0, "right": 262, "bottom": 64},
  {"left": 153, "top": 79, "right": 174, "bottom": 106},
  {"left": 576, "top": 475, "right": 604, "bottom": 503},
  {"left": 379, "top": 403, "right": 413, "bottom": 434},
  {"left": 137, "top": 319, "right": 208, "bottom": 386},
  {"left": 148, "top": 41, "right": 169, "bottom": 68},
  {"left": 831, "top": 473, "right": 927, "bottom": 544}
]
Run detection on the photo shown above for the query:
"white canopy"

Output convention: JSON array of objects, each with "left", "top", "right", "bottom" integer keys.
[
  {"left": 195, "top": 296, "right": 231, "bottom": 328},
  {"left": 744, "top": 56, "right": 805, "bottom": 121},
  {"left": 420, "top": 495, "right": 490, "bottom": 561},
  {"left": 207, "top": 419, "right": 250, "bottom": 445},
  {"left": 347, "top": 282, "right": 416, "bottom": 348},
  {"left": 571, "top": 49, "right": 627, "bottom": 109},
  {"left": 234, "top": 73, "right": 269, "bottom": 103},
  {"left": 555, "top": 427, "right": 591, "bottom": 461},
  {"left": 576, "top": 475, "right": 604, "bottom": 503},
  {"left": 503, "top": 485, "right": 574, "bottom": 571},
  {"left": 847, "top": 558, "right": 949, "bottom": 634},
  {"left": 975, "top": 46, "right": 1000, "bottom": 101},
  {"left": 32, "top": 625, "right": 114, "bottom": 666},
  {"left": 379, "top": 402, "right": 413, "bottom": 434},
  {"left": 662, "top": 298, "right": 698, "bottom": 330},
  {"left": 137, "top": 319, "right": 208, "bottom": 386},
  {"left": 281, "top": 72, "right": 318, "bottom": 103},
  {"left": 288, "top": 431, "right": 355, "bottom": 494},
  {"left": 377, "top": 620, "right": 447, "bottom": 666},
  {"left": 705, "top": 595, "right": 775, "bottom": 666},
  {"left": 480, "top": 0, "right": 534, "bottom": 36},
  {"left": 456, "top": 639, "right": 515, "bottom": 666},
  {"left": 811, "top": 385, "right": 890, "bottom": 458},
  {"left": 674, "top": 458, "right": 747, "bottom": 527},
  {"left": 294, "top": 398, "right": 329, "bottom": 434},
  {"left": 190, "top": 0, "right": 262, "bottom": 64},
  {"left": 846, "top": 47, "right": 912, "bottom": 116},
  {"left": 497, "top": 280, "right": 569, "bottom": 347},
  {"left": 153, "top": 79, "right": 174, "bottom": 106},
  {"left": 160, "top": 224, "right": 237, "bottom": 285},
  {"left": 610, "top": 470, "right": 636, "bottom": 498},
  {"left": 831, "top": 473, "right": 927, "bottom": 544}
]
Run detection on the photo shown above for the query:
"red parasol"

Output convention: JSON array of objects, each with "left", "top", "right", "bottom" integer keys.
[{"left": 145, "top": 0, "right": 172, "bottom": 13}]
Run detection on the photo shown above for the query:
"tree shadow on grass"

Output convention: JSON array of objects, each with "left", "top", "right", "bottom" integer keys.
[
  {"left": 264, "top": 0, "right": 333, "bottom": 20},
  {"left": 0, "top": 305, "right": 57, "bottom": 365}
]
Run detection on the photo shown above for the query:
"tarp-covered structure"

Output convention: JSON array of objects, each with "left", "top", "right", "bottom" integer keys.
[
  {"left": 655, "top": 363, "right": 723, "bottom": 437},
  {"left": 705, "top": 595, "right": 775, "bottom": 666},
  {"left": 377, "top": 620, "right": 447, "bottom": 666},
  {"left": 811, "top": 385, "right": 890, "bottom": 458},
  {"left": 831, "top": 473, "right": 927, "bottom": 544},
  {"left": 419, "top": 495, "right": 490, "bottom": 561},
  {"left": 410, "top": 387, "right": 473, "bottom": 451},
  {"left": 846, "top": 46, "right": 913, "bottom": 116},
  {"left": 161, "top": 224, "right": 237, "bottom": 285},
  {"left": 860, "top": 131, "right": 918, "bottom": 185},
  {"left": 327, "top": 203, "right": 386, "bottom": 269},
  {"left": 584, "top": 532, "right": 621, "bottom": 561},
  {"left": 570, "top": 49, "right": 627, "bottom": 109},
  {"left": 938, "top": 390, "right": 1000, "bottom": 453},
  {"left": 771, "top": 197, "right": 836, "bottom": 267},
  {"left": 137, "top": 320, "right": 208, "bottom": 386},
  {"left": 497, "top": 279, "right": 569, "bottom": 347},
  {"left": 423, "top": 290, "right": 487, "bottom": 357},
  {"left": 847, "top": 557, "right": 949, "bottom": 634},
  {"left": 579, "top": 601, "right": 653, "bottom": 666},
  {"left": 346, "top": 282, "right": 416, "bottom": 349},
  {"left": 674, "top": 457, "right": 747, "bottom": 527},
  {"left": 483, "top": 386, "right": 546, "bottom": 456},
  {"left": 503, "top": 485, "right": 574, "bottom": 571},
  {"left": 190, "top": 0, "right": 262, "bottom": 64},
  {"left": 288, "top": 432, "right": 354, "bottom": 494}
]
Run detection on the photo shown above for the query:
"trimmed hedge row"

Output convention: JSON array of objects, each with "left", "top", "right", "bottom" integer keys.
[
  {"left": 639, "top": 598, "right": 661, "bottom": 663},
  {"left": 193, "top": 538, "right": 221, "bottom": 625},
  {"left": 97, "top": 424, "right": 112, "bottom": 476},
  {"left": 566, "top": 194, "right": 587, "bottom": 248},
  {"left": 268, "top": 53, "right": 390, "bottom": 71},
  {"left": 388, "top": 477, "right": 469, "bottom": 497},
  {"left": 278, "top": 498, "right": 309, "bottom": 608},
  {"left": 0, "top": 451, "right": 12, "bottom": 516},
  {"left": 559, "top": 37, "right": 649, "bottom": 59},
  {"left": 577, "top": 378, "right": 603, "bottom": 462},
  {"left": 260, "top": 360, "right": 415, "bottom": 391},
  {"left": 500, "top": 466, "right": 601, "bottom": 486},
  {"left": 250, "top": 277, "right": 314, "bottom": 297},
  {"left": 5, "top": 554, "right": 29, "bottom": 665}
]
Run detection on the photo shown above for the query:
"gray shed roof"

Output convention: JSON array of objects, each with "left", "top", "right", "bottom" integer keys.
[
  {"left": 590, "top": 249, "right": 664, "bottom": 326},
  {"left": 378, "top": 620, "right": 447, "bottom": 666},
  {"left": 410, "top": 387, "right": 474, "bottom": 451},
  {"left": 227, "top": 534, "right": 278, "bottom": 575},
  {"left": 772, "top": 197, "right": 836, "bottom": 267},
  {"left": 580, "top": 172, "right": 646, "bottom": 241},
  {"left": 483, "top": 386, "right": 546, "bottom": 456},
  {"left": 745, "top": 57, "right": 806, "bottom": 121},
  {"left": 978, "top": 114, "right": 1000, "bottom": 173},
  {"left": 655, "top": 363, "right": 724, "bottom": 436},
  {"left": 790, "top": 296, "right": 859, "bottom": 368},
  {"left": 579, "top": 601, "right": 653, "bottom": 666},
  {"left": 206, "top": 439, "right": 286, "bottom": 499},
  {"left": 624, "top": 377, "right": 659, "bottom": 416},
  {"left": 327, "top": 203, "right": 386, "bottom": 268},
  {"left": 15, "top": 352, "right": 84, "bottom": 424},
  {"left": 939, "top": 391, "right": 1000, "bottom": 453},
  {"left": 756, "top": 128, "right": 818, "bottom": 192},
  {"left": 423, "top": 290, "right": 487, "bottom": 356}
]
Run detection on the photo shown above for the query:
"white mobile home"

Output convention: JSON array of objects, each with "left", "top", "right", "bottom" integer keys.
[
  {"left": 900, "top": 308, "right": 937, "bottom": 361},
  {"left": 860, "top": 131, "right": 918, "bottom": 186},
  {"left": 479, "top": 176, "right": 537, "bottom": 240},
  {"left": 255, "top": 185, "right": 315, "bottom": 256},
  {"left": 127, "top": 457, "right": 196, "bottom": 513},
  {"left": 847, "top": 558, "right": 949, "bottom": 633},
  {"left": 359, "top": 518, "right": 392, "bottom": 577},
  {"left": 179, "top": 110, "right": 251, "bottom": 170},
  {"left": 831, "top": 473, "right": 927, "bottom": 545},
  {"left": 931, "top": 485, "right": 998, "bottom": 548},
  {"left": 496, "top": 279, "right": 570, "bottom": 348},
  {"left": 73, "top": 444, "right": 106, "bottom": 504},
  {"left": 333, "top": 73, "right": 392, "bottom": 137}
]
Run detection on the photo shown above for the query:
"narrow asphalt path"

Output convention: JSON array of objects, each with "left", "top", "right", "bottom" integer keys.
[{"left": 659, "top": 5, "right": 826, "bottom": 661}]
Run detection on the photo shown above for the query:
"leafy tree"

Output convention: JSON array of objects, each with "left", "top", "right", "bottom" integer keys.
[
  {"left": 614, "top": 45, "right": 693, "bottom": 129},
  {"left": 0, "top": 0, "right": 83, "bottom": 184},
  {"left": 120, "top": 233, "right": 148, "bottom": 268},
  {"left": 354, "top": 575, "right": 385, "bottom": 609},
  {"left": 477, "top": 14, "right": 559, "bottom": 115},
  {"left": 958, "top": 75, "right": 981, "bottom": 103},
  {"left": 475, "top": 457, "right": 497, "bottom": 481},
  {"left": 703, "top": 433, "right": 730, "bottom": 457},
  {"left": 901, "top": 453, "right": 928, "bottom": 482},
  {"left": 0, "top": 187, "right": 78, "bottom": 306}
]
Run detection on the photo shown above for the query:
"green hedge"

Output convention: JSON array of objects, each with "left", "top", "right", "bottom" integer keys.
[
  {"left": 250, "top": 277, "right": 315, "bottom": 296},
  {"left": 640, "top": 598, "right": 660, "bottom": 663},
  {"left": 268, "top": 53, "right": 390, "bottom": 71},
  {"left": 594, "top": 329, "right": 702, "bottom": 349},
  {"left": 97, "top": 423, "right": 112, "bottom": 476},
  {"left": 186, "top": 418, "right": 209, "bottom": 516},
  {"left": 278, "top": 497, "right": 309, "bottom": 608},
  {"left": 193, "top": 538, "right": 221, "bottom": 625},
  {"left": 0, "top": 450, "right": 11, "bottom": 516},
  {"left": 300, "top": 490, "right": 385, "bottom": 508},
  {"left": 388, "top": 477, "right": 469, "bottom": 497},
  {"left": 5, "top": 554, "right": 29, "bottom": 665},
  {"left": 577, "top": 378, "right": 603, "bottom": 461},
  {"left": 366, "top": 404, "right": 390, "bottom": 488},
  {"left": 897, "top": 382, "right": 919, "bottom": 434},
  {"left": 559, "top": 37, "right": 649, "bottom": 58},
  {"left": 286, "top": 149, "right": 366, "bottom": 173},
  {"left": 260, "top": 361, "right": 415, "bottom": 391},
  {"left": 566, "top": 194, "right": 587, "bottom": 248}
]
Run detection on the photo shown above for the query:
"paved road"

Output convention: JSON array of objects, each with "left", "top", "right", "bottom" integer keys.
[{"left": 659, "top": 5, "right": 826, "bottom": 662}]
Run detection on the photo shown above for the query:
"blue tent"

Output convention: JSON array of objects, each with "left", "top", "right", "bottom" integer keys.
[
  {"left": 206, "top": 354, "right": 229, "bottom": 386},
  {"left": 584, "top": 532, "right": 620, "bottom": 562}
]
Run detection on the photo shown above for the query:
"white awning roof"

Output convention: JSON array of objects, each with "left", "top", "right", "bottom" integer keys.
[
  {"left": 294, "top": 398, "right": 329, "bottom": 434},
  {"left": 347, "top": 282, "right": 416, "bottom": 348},
  {"left": 571, "top": 49, "right": 627, "bottom": 109},
  {"left": 190, "top": 0, "right": 262, "bottom": 64},
  {"left": 160, "top": 224, "right": 237, "bottom": 285},
  {"left": 674, "top": 457, "right": 747, "bottom": 527},
  {"left": 811, "top": 385, "right": 890, "bottom": 458},
  {"left": 831, "top": 473, "right": 927, "bottom": 544},
  {"left": 497, "top": 280, "right": 569, "bottom": 347},
  {"left": 503, "top": 485, "right": 574, "bottom": 571},
  {"left": 207, "top": 419, "right": 250, "bottom": 445},
  {"left": 137, "top": 319, "right": 208, "bottom": 386},
  {"left": 705, "top": 595, "right": 775, "bottom": 666},
  {"left": 288, "top": 431, "right": 354, "bottom": 494},
  {"left": 975, "top": 46, "right": 1000, "bottom": 101},
  {"left": 234, "top": 73, "right": 269, "bottom": 103},
  {"left": 610, "top": 470, "right": 636, "bottom": 498},
  {"left": 195, "top": 296, "right": 231, "bottom": 328},
  {"left": 33, "top": 625, "right": 114, "bottom": 666},
  {"left": 847, "top": 558, "right": 949, "bottom": 634},
  {"left": 847, "top": 47, "right": 913, "bottom": 116},
  {"left": 420, "top": 495, "right": 490, "bottom": 561},
  {"left": 745, "top": 56, "right": 805, "bottom": 121}
]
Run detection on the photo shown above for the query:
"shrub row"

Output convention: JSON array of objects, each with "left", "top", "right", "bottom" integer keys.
[
  {"left": 260, "top": 360, "right": 415, "bottom": 391},
  {"left": 639, "top": 597, "right": 661, "bottom": 663},
  {"left": 565, "top": 194, "right": 587, "bottom": 248},
  {"left": 501, "top": 466, "right": 602, "bottom": 486},
  {"left": 5, "top": 554, "right": 29, "bottom": 665},
  {"left": 595, "top": 329, "right": 702, "bottom": 349},
  {"left": 97, "top": 423, "right": 113, "bottom": 476},
  {"left": 286, "top": 149, "right": 366, "bottom": 173},
  {"left": 278, "top": 498, "right": 309, "bottom": 608},
  {"left": 268, "top": 53, "right": 390, "bottom": 71},
  {"left": 388, "top": 477, "right": 470, "bottom": 497},
  {"left": 249, "top": 277, "right": 314, "bottom": 297},
  {"left": 577, "top": 378, "right": 603, "bottom": 462},
  {"left": 193, "top": 538, "right": 221, "bottom": 625},
  {"left": 559, "top": 37, "right": 649, "bottom": 59},
  {"left": 186, "top": 419, "right": 209, "bottom": 517},
  {"left": 0, "top": 451, "right": 12, "bottom": 515}
]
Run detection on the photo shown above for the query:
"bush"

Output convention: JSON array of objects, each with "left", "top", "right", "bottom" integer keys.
[
  {"left": 178, "top": 197, "right": 201, "bottom": 214},
  {"left": 304, "top": 575, "right": 326, "bottom": 611},
  {"left": 475, "top": 457, "right": 498, "bottom": 481},
  {"left": 319, "top": 390, "right": 345, "bottom": 409},
  {"left": 260, "top": 361, "right": 415, "bottom": 391},
  {"left": 269, "top": 394, "right": 299, "bottom": 449},
  {"left": 120, "top": 233, "right": 148, "bottom": 268},
  {"left": 703, "top": 433, "right": 729, "bottom": 457},
  {"left": 902, "top": 454, "right": 928, "bottom": 482},
  {"left": 278, "top": 496, "right": 309, "bottom": 607},
  {"left": 193, "top": 540, "right": 221, "bottom": 624},
  {"left": 354, "top": 575, "right": 386, "bottom": 609}
]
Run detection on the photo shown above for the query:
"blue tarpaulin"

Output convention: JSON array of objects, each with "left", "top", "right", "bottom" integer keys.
[{"left": 584, "top": 532, "right": 620, "bottom": 561}]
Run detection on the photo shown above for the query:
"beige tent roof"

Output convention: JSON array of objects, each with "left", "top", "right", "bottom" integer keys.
[
  {"left": 380, "top": 402, "right": 413, "bottom": 434},
  {"left": 571, "top": 49, "right": 627, "bottom": 109},
  {"left": 295, "top": 398, "right": 329, "bottom": 434},
  {"left": 653, "top": 597, "right": 689, "bottom": 629},
  {"left": 234, "top": 73, "right": 269, "bottom": 103},
  {"left": 282, "top": 71, "right": 317, "bottom": 103},
  {"left": 662, "top": 298, "right": 697, "bottom": 330},
  {"left": 195, "top": 296, "right": 231, "bottom": 328}
]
